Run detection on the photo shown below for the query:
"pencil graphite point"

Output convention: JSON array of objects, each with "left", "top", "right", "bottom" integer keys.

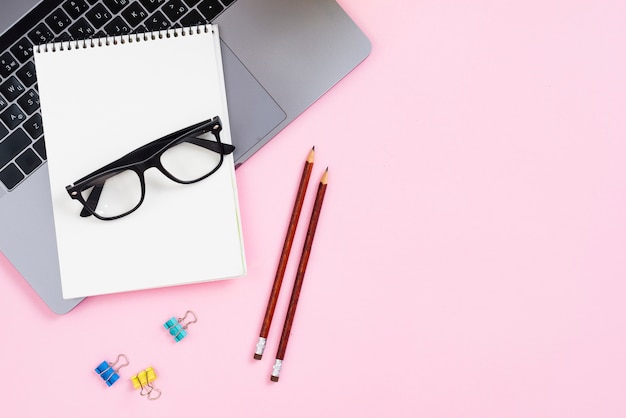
[
  {"left": 321, "top": 167, "right": 328, "bottom": 184},
  {"left": 307, "top": 146, "right": 315, "bottom": 163}
]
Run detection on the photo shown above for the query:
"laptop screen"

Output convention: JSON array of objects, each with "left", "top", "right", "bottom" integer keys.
[{"left": 0, "top": 0, "right": 40, "bottom": 37}]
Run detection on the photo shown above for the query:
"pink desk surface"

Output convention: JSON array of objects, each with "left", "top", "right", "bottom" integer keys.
[{"left": 2, "top": 1, "right": 626, "bottom": 417}]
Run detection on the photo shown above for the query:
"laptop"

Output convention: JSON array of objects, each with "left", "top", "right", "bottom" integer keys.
[{"left": 0, "top": 0, "right": 371, "bottom": 314}]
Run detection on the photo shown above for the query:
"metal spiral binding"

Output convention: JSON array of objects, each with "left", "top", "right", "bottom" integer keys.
[{"left": 35, "top": 24, "right": 213, "bottom": 53}]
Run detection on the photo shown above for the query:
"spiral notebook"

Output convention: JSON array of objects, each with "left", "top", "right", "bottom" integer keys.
[{"left": 33, "top": 25, "right": 246, "bottom": 299}]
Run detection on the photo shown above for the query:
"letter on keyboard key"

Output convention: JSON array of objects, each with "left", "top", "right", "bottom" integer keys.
[
  {"left": 17, "top": 90, "right": 40, "bottom": 115},
  {"left": 16, "top": 61, "right": 38, "bottom": 88},
  {"left": 0, "top": 52, "right": 20, "bottom": 78},
  {"left": 121, "top": 3, "right": 148, "bottom": 28},
  {"left": 63, "top": 0, "right": 90, "bottom": 19},
  {"left": 0, "top": 129, "right": 31, "bottom": 168},
  {"left": 86, "top": 4, "right": 113, "bottom": 29},
  {"left": 163, "top": 0, "right": 189, "bottom": 21},
  {"left": 145, "top": 11, "right": 170, "bottom": 31},
  {"left": 0, "top": 104, "right": 26, "bottom": 130},
  {"left": 46, "top": 9, "right": 72, "bottom": 34},
  {"left": 24, "top": 114, "right": 44, "bottom": 139},
  {"left": 28, "top": 23, "right": 56, "bottom": 45},
  {"left": 104, "top": 17, "right": 131, "bottom": 36},
  {"left": 68, "top": 18, "right": 96, "bottom": 39},
  {"left": 10, "top": 38, "right": 34, "bottom": 64},
  {"left": 1, "top": 76, "right": 26, "bottom": 101}
]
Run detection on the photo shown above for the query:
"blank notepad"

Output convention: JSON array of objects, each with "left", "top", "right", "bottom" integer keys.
[{"left": 34, "top": 25, "right": 246, "bottom": 298}]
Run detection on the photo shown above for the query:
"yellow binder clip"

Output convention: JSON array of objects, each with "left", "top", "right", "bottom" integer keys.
[{"left": 131, "top": 367, "right": 161, "bottom": 400}]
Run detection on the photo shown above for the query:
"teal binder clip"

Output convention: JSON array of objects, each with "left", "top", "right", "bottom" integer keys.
[
  {"left": 164, "top": 310, "right": 197, "bottom": 342},
  {"left": 95, "top": 354, "right": 129, "bottom": 387}
]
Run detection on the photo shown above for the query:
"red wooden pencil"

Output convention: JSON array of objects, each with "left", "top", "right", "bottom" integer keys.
[
  {"left": 271, "top": 168, "right": 328, "bottom": 382},
  {"left": 254, "top": 147, "right": 315, "bottom": 360}
]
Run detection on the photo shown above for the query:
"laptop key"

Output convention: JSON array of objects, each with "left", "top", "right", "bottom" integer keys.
[
  {"left": 17, "top": 90, "right": 40, "bottom": 116},
  {"left": 0, "top": 129, "right": 31, "bottom": 168},
  {"left": 180, "top": 9, "right": 205, "bottom": 26},
  {"left": 86, "top": 4, "right": 113, "bottom": 29},
  {"left": 140, "top": 0, "right": 166, "bottom": 13},
  {"left": 1, "top": 77, "right": 26, "bottom": 102},
  {"left": 10, "top": 38, "right": 34, "bottom": 64},
  {"left": 0, "top": 122, "right": 8, "bottom": 140},
  {"left": 16, "top": 148, "right": 42, "bottom": 175},
  {"left": 16, "top": 61, "right": 37, "bottom": 88},
  {"left": 104, "top": 17, "right": 131, "bottom": 36},
  {"left": 184, "top": 0, "right": 201, "bottom": 6},
  {"left": 0, "top": 97, "right": 7, "bottom": 112},
  {"left": 145, "top": 11, "right": 170, "bottom": 31},
  {"left": 163, "top": 0, "right": 189, "bottom": 21},
  {"left": 0, "top": 52, "right": 19, "bottom": 78},
  {"left": 63, "top": 0, "right": 90, "bottom": 19},
  {"left": 24, "top": 113, "right": 44, "bottom": 140},
  {"left": 121, "top": 2, "right": 149, "bottom": 28},
  {"left": 28, "top": 23, "right": 56, "bottom": 45},
  {"left": 46, "top": 9, "right": 73, "bottom": 34},
  {"left": 103, "top": 0, "right": 131, "bottom": 14},
  {"left": 69, "top": 18, "right": 96, "bottom": 39},
  {"left": 1, "top": 104, "right": 26, "bottom": 130},
  {"left": 221, "top": 0, "right": 234, "bottom": 6},
  {"left": 197, "top": 0, "right": 224, "bottom": 21},
  {"left": 33, "top": 137, "right": 46, "bottom": 160},
  {"left": 0, "top": 163, "right": 24, "bottom": 190}
]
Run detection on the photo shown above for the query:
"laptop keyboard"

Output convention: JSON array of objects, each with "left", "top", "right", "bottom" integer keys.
[{"left": 0, "top": 0, "right": 236, "bottom": 191}]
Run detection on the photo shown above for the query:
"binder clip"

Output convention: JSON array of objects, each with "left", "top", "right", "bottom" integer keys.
[
  {"left": 131, "top": 367, "right": 162, "bottom": 400},
  {"left": 164, "top": 310, "right": 197, "bottom": 342},
  {"left": 95, "top": 354, "right": 129, "bottom": 387}
]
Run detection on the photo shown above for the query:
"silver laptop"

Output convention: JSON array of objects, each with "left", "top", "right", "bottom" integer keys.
[{"left": 0, "top": 0, "right": 370, "bottom": 314}]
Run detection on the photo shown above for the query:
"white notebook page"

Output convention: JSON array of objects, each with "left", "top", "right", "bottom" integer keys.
[{"left": 34, "top": 26, "right": 246, "bottom": 298}]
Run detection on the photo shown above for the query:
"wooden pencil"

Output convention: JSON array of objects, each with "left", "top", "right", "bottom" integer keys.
[
  {"left": 254, "top": 147, "right": 315, "bottom": 360},
  {"left": 271, "top": 168, "right": 328, "bottom": 382}
]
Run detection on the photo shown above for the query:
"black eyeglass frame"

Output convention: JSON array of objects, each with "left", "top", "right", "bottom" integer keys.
[{"left": 66, "top": 116, "right": 235, "bottom": 221}]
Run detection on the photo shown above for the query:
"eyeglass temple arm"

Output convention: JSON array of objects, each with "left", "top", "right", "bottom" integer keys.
[
  {"left": 70, "top": 119, "right": 221, "bottom": 186},
  {"left": 184, "top": 136, "right": 235, "bottom": 155}
]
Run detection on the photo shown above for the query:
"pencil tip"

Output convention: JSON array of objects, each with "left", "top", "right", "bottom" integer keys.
[
  {"left": 307, "top": 147, "right": 315, "bottom": 163},
  {"left": 321, "top": 168, "right": 329, "bottom": 184}
]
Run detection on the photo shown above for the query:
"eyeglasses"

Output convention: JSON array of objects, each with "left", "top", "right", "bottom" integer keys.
[{"left": 66, "top": 116, "right": 234, "bottom": 221}]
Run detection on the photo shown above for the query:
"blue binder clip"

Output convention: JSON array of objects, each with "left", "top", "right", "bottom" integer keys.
[
  {"left": 95, "top": 354, "right": 129, "bottom": 387},
  {"left": 164, "top": 310, "right": 197, "bottom": 342}
]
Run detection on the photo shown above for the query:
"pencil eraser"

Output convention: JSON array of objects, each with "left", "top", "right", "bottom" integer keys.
[
  {"left": 254, "top": 354, "right": 262, "bottom": 360},
  {"left": 270, "top": 376, "right": 279, "bottom": 382}
]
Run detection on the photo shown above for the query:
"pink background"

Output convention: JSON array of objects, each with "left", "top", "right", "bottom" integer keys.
[{"left": 2, "top": 1, "right": 626, "bottom": 417}]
